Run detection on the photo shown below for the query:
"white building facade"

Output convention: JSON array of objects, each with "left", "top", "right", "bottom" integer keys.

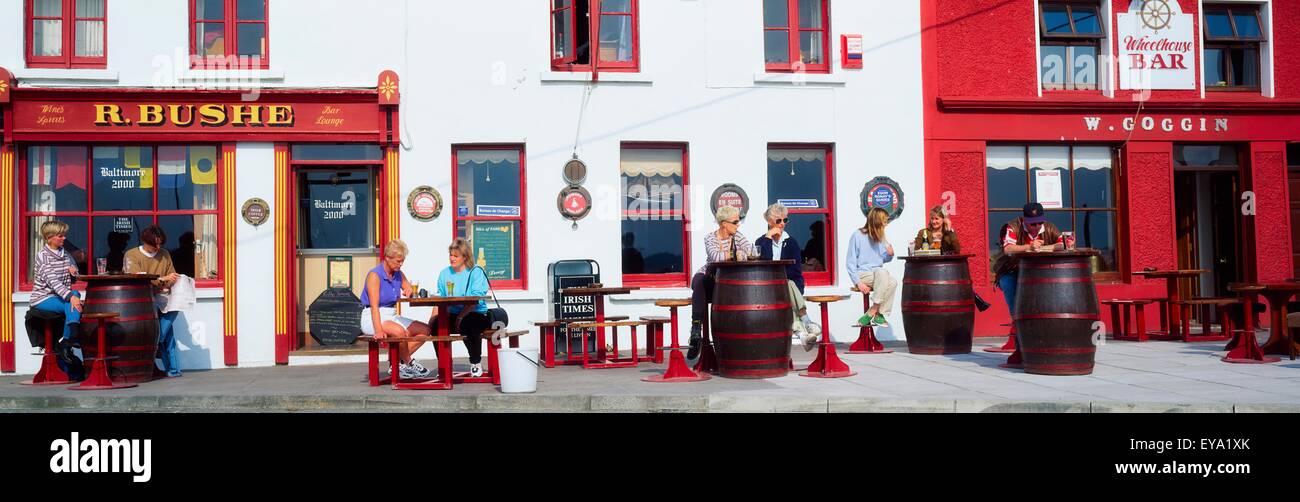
[{"left": 0, "top": 0, "right": 924, "bottom": 374}]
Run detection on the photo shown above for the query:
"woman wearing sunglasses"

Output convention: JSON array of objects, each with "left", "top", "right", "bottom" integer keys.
[
  {"left": 687, "top": 205, "right": 755, "bottom": 360},
  {"left": 754, "top": 203, "right": 821, "bottom": 350}
]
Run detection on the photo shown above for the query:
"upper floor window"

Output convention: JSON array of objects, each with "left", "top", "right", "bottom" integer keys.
[
  {"left": 1204, "top": 4, "right": 1264, "bottom": 91},
  {"left": 1039, "top": 1, "right": 1103, "bottom": 90},
  {"left": 551, "top": 0, "right": 640, "bottom": 72},
  {"left": 191, "top": 0, "right": 269, "bottom": 69},
  {"left": 25, "top": 0, "right": 107, "bottom": 69},
  {"left": 763, "top": 0, "right": 830, "bottom": 73}
]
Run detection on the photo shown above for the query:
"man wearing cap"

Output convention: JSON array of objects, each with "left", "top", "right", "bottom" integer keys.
[{"left": 992, "top": 203, "right": 1065, "bottom": 315}]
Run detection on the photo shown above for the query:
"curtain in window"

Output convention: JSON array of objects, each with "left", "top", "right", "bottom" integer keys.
[
  {"left": 74, "top": 0, "right": 104, "bottom": 57},
  {"left": 767, "top": 149, "right": 825, "bottom": 162},
  {"left": 33, "top": 21, "right": 63, "bottom": 57}
]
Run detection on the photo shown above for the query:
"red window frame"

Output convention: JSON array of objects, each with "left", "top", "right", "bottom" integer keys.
[
  {"left": 189, "top": 0, "right": 270, "bottom": 69},
  {"left": 24, "top": 0, "right": 108, "bottom": 69},
  {"left": 451, "top": 145, "right": 528, "bottom": 291},
  {"left": 621, "top": 143, "right": 691, "bottom": 288},
  {"left": 17, "top": 144, "right": 227, "bottom": 291},
  {"left": 764, "top": 0, "right": 831, "bottom": 74},
  {"left": 769, "top": 143, "right": 835, "bottom": 287},
  {"left": 550, "top": 0, "right": 641, "bottom": 73}
]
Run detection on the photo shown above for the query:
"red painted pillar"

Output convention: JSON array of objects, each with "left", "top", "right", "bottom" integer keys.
[{"left": 1248, "top": 142, "right": 1291, "bottom": 283}]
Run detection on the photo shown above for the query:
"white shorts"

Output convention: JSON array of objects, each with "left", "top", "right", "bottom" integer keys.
[{"left": 360, "top": 307, "right": 418, "bottom": 336}]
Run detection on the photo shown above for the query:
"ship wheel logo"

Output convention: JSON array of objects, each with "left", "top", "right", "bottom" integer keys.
[{"left": 1139, "top": 0, "right": 1174, "bottom": 31}]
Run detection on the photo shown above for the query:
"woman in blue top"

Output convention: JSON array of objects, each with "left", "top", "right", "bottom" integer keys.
[
  {"left": 845, "top": 207, "right": 897, "bottom": 328},
  {"left": 360, "top": 240, "right": 432, "bottom": 379},
  {"left": 436, "top": 238, "right": 492, "bottom": 378}
]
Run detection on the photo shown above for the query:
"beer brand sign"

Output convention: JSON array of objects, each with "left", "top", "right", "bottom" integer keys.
[{"left": 1118, "top": 0, "right": 1196, "bottom": 90}]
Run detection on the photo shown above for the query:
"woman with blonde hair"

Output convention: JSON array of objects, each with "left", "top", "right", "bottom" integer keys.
[
  {"left": 29, "top": 220, "right": 83, "bottom": 356},
  {"left": 360, "top": 239, "right": 432, "bottom": 379},
  {"left": 687, "top": 204, "right": 755, "bottom": 359},
  {"left": 913, "top": 205, "right": 960, "bottom": 254},
  {"left": 434, "top": 238, "right": 492, "bottom": 377},
  {"left": 845, "top": 208, "right": 897, "bottom": 328}
]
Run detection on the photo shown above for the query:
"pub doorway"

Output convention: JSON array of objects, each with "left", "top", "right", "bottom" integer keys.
[
  {"left": 289, "top": 144, "right": 385, "bottom": 352},
  {"left": 1173, "top": 144, "right": 1248, "bottom": 326}
]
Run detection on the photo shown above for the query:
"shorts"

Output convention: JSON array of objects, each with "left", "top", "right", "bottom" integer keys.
[{"left": 359, "top": 307, "right": 418, "bottom": 335}]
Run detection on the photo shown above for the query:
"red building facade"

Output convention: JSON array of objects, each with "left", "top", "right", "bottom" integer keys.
[{"left": 922, "top": 0, "right": 1300, "bottom": 336}]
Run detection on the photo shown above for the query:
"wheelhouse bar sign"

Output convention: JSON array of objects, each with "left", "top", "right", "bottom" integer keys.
[{"left": 1118, "top": 0, "right": 1196, "bottom": 90}]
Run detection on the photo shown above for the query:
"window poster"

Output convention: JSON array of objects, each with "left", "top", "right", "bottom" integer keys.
[
  {"left": 470, "top": 221, "right": 515, "bottom": 281},
  {"left": 1035, "top": 170, "right": 1064, "bottom": 209}
]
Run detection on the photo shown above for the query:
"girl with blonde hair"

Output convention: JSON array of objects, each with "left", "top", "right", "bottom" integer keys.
[{"left": 845, "top": 208, "right": 897, "bottom": 327}]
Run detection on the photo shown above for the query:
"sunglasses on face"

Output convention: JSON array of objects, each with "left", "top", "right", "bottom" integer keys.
[
  {"left": 772, "top": 218, "right": 789, "bottom": 224},
  {"left": 726, "top": 220, "right": 740, "bottom": 225}
]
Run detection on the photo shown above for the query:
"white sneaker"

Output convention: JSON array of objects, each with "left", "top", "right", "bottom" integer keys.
[
  {"left": 406, "top": 359, "right": 432, "bottom": 377},
  {"left": 31, "top": 347, "right": 45, "bottom": 356},
  {"left": 802, "top": 333, "right": 819, "bottom": 352},
  {"left": 398, "top": 364, "right": 420, "bottom": 379},
  {"left": 806, "top": 322, "right": 822, "bottom": 337},
  {"left": 469, "top": 363, "right": 483, "bottom": 378}
]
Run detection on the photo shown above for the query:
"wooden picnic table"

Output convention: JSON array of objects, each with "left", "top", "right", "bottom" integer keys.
[
  {"left": 559, "top": 285, "right": 639, "bottom": 367},
  {"left": 1132, "top": 269, "right": 1208, "bottom": 340}
]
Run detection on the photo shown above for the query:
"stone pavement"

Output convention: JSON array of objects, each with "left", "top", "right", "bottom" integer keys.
[{"left": 3, "top": 336, "right": 1299, "bottom": 412}]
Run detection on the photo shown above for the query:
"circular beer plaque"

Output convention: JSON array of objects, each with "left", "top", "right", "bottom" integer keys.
[
  {"left": 563, "top": 158, "right": 588, "bottom": 186},
  {"left": 558, "top": 186, "right": 593, "bottom": 220},
  {"left": 407, "top": 186, "right": 443, "bottom": 222},
  {"left": 241, "top": 198, "right": 270, "bottom": 227},
  {"left": 710, "top": 184, "right": 750, "bottom": 220}
]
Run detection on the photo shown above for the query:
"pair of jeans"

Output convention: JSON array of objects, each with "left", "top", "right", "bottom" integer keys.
[
  {"left": 32, "top": 293, "right": 81, "bottom": 341},
  {"left": 997, "top": 272, "right": 1019, "bottom": 316},
  {"left": 690, "top": 272, "right": 714, "bottom": 326},
  {"left": 157, "top": 311, "right": 181, "bottom": 376},
  {"left": 433, "top": 311, "right": 491, "bottom": 364}
]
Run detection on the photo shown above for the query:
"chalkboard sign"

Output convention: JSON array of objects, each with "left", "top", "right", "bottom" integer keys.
[
  {"left": 471, "top": 221, "right": 515, "bottom": 281},
  {"left": 307, "top": 288, "right": 364, "bottom": 346}
]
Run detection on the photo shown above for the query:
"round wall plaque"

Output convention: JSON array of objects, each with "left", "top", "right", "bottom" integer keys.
[
  {"left": 241, "top": 198, "right": 270, "bottom": 227},
  {"left": 407, "top": 186, "right": 443, "bottom": 222},
  {"left": 563, "top": 158, "right": 588, "bottom": 186},
  {"left": 861, "top": 177, "right": 905, "bottom": 222},
  {"left": 710, "top": 184, "right": 750, "bottom": 220},
  {"left": 558, "top": 186, "right": 593, "bottom": 221}
]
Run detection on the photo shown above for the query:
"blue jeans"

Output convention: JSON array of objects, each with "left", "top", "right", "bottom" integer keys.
[
  {"left": 997, "top": 272, "right": 1018, "bottom": 316},
  {"left": 32, "top": 293, "right": 81, "bottom": 341},
  {"left": 158, "top": 311, "right": 181, "bottom": 376}
]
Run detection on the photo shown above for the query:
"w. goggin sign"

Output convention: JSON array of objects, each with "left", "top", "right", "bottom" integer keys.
[{"left": 1118, "top": 0, "right": 1196, "bottom": 90}]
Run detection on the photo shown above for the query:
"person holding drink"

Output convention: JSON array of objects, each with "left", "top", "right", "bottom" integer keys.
[
  {"left": 687, "top": 205, "right": 755, "bottom": 359},
  {"left": 30, "top": 220, "right": 83, "bottom": 356},
  {"left": 992, "top": 203, "right": 1067, "bottom": 316},
  {"left": 754, "top": 203, "right": 821, "bottom": 349},
  {"left": 846, "top": 207, "right": 898, "bottom": 328},
  {"left": 434, "top": 238, "right": 493, "bottom": 378},
  {"left": 911, "top": 205, "right": 992, "bottom": 312},
  {"left": 360, "top": 239, "right": 433, "bottom": 379}
]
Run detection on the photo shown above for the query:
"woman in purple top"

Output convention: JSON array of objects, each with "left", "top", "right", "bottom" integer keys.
[
  {"left": 29, "top": 220, "right": 82, "bottom": 355},
  {"left": 360, "top": 240, "right": 432, "bottom": 379}
]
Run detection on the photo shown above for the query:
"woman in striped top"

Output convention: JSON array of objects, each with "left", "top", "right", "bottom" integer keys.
[
  {"left": 687, "top": 204, "right": 755, "bottom": 359},
  {"left": 30, "top": 220, "right": 83, "bottom": 351}
]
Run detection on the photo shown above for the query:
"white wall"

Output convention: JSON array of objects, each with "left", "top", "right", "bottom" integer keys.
[{"left": 2, "top": 0, "right": 927, "bottom": 371}]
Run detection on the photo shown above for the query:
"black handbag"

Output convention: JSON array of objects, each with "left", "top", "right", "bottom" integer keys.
[{"left": 472, "top": 266, "right": 510, "bottom": 330}]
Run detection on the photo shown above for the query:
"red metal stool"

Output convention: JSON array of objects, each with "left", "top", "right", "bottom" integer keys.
[
  {"left": 997, "top": 325, "right": 1023, "bottom": 369},
  {"left": 638, "top": 315, "right": 668, "bottom": 364},
  {"left": 1103, "top": 299, "right": 1153, "bottom": 342},
  {"left": 20, "top": 312, "right": 73, "bottom": 386},
  {"left": 70, "top": 312, "right": 137, "bottom": 390},
  {"left": 984, "top": 323, "right": 1017, "bottom": 353},
  {"left": 801, "top": 295, "right": 856, "bottom": 378},
  {"left": 644, "top": 299, "right": 710, "bottom": 383},
  {"left": 847, "top": 286, "right": 892, "bottom": 354}
]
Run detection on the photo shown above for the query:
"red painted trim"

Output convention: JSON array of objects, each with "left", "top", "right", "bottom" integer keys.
[
  {"left": 1020, "top": 262, "right": 1093, "bottom": 269},
  {"left": 83, "top": 296, "right": 153, "bottom": 304},
  {"left": 903, "top": 279, "right": 972, "bottom": 285},
  {"left": 451, "top": 144, "right": 528, "bottom": 290},
  {"left": 763, "top": 0, "right": 831, "bottom": 74},
  {"left": 85, "top": 314, "right": 157, "bottom": 323},
  {"left": 189, "top": 0, "right": 270, "bottom": 70},
  {"left": 712, "top": 303, "right": 791, "bottom": 312},
  {"left": 905, "top": 307, "right": 976, "bottom": 313},
  {"left": 902, "top": 300, "right": 975, "bottom": 307},
  {"left": 1021, "top": 346, "right": 1096, "bottom": 355},
  {"left": 24, "top": 0, "right": 108, "bottom": 69},
  {"left": 770, "top": 143, "right": 835, "bottom": 286},
  {"left": 620, "top": 142, "right": 690, "bottom": 286},
  {"left": 551, "top": 0, "right": 641, "bottom": 73}
]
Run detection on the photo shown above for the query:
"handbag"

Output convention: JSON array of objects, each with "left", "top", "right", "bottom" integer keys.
[{"left": 472, "top": 266, "right": 510, "bottom": 330}]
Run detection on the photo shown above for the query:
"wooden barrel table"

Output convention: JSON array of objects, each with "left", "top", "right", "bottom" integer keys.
[
  {"left": 1011, "top": 250, "right": 1101, "bottom": 376},
  {"left": 709, "top": 260, "right": 794, "bottom": 379},
  {"left": 79, "top": 275, "right": 161, "bottom": 383},
  {"left": 901, "top": 254, "right": 975, "bottom": 354}
]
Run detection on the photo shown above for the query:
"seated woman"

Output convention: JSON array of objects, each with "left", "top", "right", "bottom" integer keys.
[
  {"left": 913, "top": 205, "right": 961, "bottom": 254},
  {"left": 688, "top": 205, "right": 754, "bottom": 359},
  {"left": 360, "top": 239, "right": 432, "bottom": 379},
  {"left": 912, "top": 205, "right": 990, "bottom": 311},
  {"left": 753, "top": 203, "right": 821, "bottom": 350},
  {"left": 124, "top": 225, "right": 184, "bottom": 377},
  {"left": 30, "top": 220, "right": 83, "bottom": 356},
  {"left": 436, "top": 238, "right": 492, "bottom": 378},
  {"left": 847, "top": 208, "right": 897, "bottom": 328}
]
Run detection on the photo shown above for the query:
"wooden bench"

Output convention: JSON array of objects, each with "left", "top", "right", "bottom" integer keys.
[
  {"left": 360, "top": 328, "right": 527, "bottom": 388},
  {"left": 1101, "top": 299, "right": 1155, "bottom": 342},
  {"left": 1171, "top": 298, "right": 1241, "bottom": 343},
  {"left": 534, "top": 315, "right": 630, "bottom": 368},
  {"left": 567, "top": 320, "right": 648, "bottom": 369}
]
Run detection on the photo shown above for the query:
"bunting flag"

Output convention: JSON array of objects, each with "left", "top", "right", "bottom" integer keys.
[
  {"left": 55, "top": 147, "right": 87, "bottom": 189},
  {"left": 30, "top": 149, "right": 51, "bottom": 186},
  {"left": 125, "top": 147, "right": 153, "bottom": 189},
  {"left": 158, "top": 147, "right": 188, "bottom": 189},
  {"left": 191, "top": 148, "right": 218, "bottom": 185}
]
